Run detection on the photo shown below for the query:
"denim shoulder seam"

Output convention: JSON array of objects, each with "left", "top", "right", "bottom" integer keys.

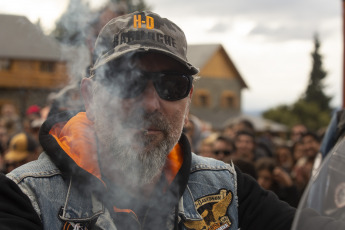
[{"left": 8, "top": 170, "right": 62, "bottom": 184}]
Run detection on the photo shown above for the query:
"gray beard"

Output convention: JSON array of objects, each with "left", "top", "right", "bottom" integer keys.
[{"left": 94, "top": 110, "right": 181, "bottom": 188}]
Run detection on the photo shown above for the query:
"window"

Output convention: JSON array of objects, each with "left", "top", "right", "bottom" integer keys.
[
  {"left": 221, "top": 91, "right": 237, "bottom": 108},
  {"left": 40, "top": 61, "right": 55, "bottom": 73},
  {"left": 193, "top": 89, "right": 211, "bottom": 107},
  {"left": 0, "top": 59, "right": 12, "bottom": 70}
]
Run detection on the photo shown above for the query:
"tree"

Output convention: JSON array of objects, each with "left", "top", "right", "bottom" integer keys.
[
  {"left": 262, "top": 35, "right": 332, "bottom": 131},
  {"left": 302, "top": 34, "right": 332, "bottom": 112}
]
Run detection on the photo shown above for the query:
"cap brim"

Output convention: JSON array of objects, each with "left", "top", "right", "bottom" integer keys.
[{"left": 92, "top": 47, "right": 199, "bottom": 75}]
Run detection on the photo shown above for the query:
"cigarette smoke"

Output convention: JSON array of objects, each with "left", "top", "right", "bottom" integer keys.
[{"left": 51, "top": 2, "right": 187, "bottom": 228}]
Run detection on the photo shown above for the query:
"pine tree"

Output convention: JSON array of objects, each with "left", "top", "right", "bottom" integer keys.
[
  {"left": 263, "top": 34, "right": 332, "bottom": 131},
  {"left": 303, "top": 34, "right": 332, "bottom": 112}
]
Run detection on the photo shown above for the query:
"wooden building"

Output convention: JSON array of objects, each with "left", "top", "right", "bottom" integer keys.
[
  {"left": 187, "top": 44, "right": 248, "bottom": 129},
  {"left": 0, "top": 14, "right": 69, "bottom": 116}
]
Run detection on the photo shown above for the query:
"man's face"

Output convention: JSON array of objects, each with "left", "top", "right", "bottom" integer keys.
[
  {"left": 234, "top": 134, "right": 255, "bottom": 161},
  {"left": 302, "top": 135, "right": 319, "bottom": 159},
  {"left": 257, "top": 169, "right": 273, "bottom": 190},
  {"left": 212, "top": 140, "right": 234, "bottom": 161},
  {"left": 291, "top": 125, "right": 307, "bottom": 142},
  {"left": 85, "top": 52, "right": 192, "bottom": 186}
]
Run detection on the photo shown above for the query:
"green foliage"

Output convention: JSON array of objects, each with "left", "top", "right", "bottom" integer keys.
[
  {"left": 262, "top": 34, "right": 332, "bottom": 132},
  {"left": 263, "top": 100, "right": 331, "bottom": 131}
]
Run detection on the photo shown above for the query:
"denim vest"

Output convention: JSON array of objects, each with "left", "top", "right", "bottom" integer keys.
[{"left": 7, "top": 152, "right": 238, "bottom": 230}]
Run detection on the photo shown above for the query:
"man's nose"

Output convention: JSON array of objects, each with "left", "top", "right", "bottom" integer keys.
[{"left": 140, "top": 81, "right": 160, "bottom": 112}]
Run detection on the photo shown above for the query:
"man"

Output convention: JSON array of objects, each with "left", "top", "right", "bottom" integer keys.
[
  {"left": 234, "top": 130, "right": 256, "bottom": 162},
  {"left": 212, "top": 135, "right": 235, "bottom": 161},
  {"left": 301, "top": 132, "right": 321, "bottom": 161},
  {"left": 0, "top": 11, "right": 295, "bottom": 230},
  {"left": 4, "top": 132, "right": 40, "bottom": 173},
  {"left": 290, "top": 124, "right": 307, "bottom": 143}
]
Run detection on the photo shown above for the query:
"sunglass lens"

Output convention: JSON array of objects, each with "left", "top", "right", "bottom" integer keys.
[
  {"left": 154, "top": 74, "right": 191, "bottom": 101},
  {"left": 120, "top": 71, "right": 148, "bottom": 98}
]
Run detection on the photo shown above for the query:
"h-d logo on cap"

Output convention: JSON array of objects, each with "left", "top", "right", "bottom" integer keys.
[{"left": 133, "top": 15, "right": 154, "bottom": 29}]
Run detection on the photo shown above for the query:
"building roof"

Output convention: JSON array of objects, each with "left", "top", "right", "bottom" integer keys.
[
  {"left": 0, "top": 14, "right": 62, "bottom": 60},
  {"left": 187, "top": 43, "right": 248, "bottom": 88},
  {"left": 187, "top": 44, "right": 220, "bottom": 69}
]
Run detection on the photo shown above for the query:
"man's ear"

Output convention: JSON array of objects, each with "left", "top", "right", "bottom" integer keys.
[
  {"left": 189, "top": 85, "right": 193, "bottom": 99},
  {"left": 81, "top": 78, "right": 95, "bottom": 121}
]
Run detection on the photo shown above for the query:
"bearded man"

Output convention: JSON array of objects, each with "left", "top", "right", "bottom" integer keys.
[{"left": 0, "top": 11, "right": 295, "bottom": 230}]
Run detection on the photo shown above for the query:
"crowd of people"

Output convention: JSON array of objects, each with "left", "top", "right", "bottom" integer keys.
[
  {"left": 0, "top": 99, "right": 322, "bottom": 209},
  {"left": 184, "top": 115, "right": 323, "bottom": 208},
  {"left": 0, "top": 103, "right": 45, "bottom": 174}
]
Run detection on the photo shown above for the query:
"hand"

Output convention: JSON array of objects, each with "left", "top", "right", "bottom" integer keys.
[{"left": 273, "top": 167, "right": 293, "bottom": 187}]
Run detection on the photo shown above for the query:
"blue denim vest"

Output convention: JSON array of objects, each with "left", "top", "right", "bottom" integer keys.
[{"left": 7, "top": 152, "right": 238, "bottom": 230}]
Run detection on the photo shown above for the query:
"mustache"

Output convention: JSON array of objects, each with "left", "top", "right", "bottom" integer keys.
[{"left": 122, "top": 111, "right": 169, "bottom": 131}]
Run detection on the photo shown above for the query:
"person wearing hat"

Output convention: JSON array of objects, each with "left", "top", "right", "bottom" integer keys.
[
  {"left": 4, "top": 132, "right": 39, "bottom": 173},
  {"left": 0, "top": 11, "right": 295, "bottom": 229}
]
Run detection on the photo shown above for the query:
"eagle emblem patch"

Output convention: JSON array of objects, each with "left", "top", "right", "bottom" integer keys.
[
  {"left": 62, "top": 222, "right": 88, "bottom": 230},
  {"left": 184, "top": 189, "right": 233, "bottom": 230}
]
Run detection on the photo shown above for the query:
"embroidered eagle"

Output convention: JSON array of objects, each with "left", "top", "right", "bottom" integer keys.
[{"left": 184, "top": 190, "right": 233, "bottom": 230}]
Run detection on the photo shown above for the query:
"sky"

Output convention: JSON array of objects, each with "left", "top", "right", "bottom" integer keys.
[{"left": 0, "top": 0, "right": 343, "bottom": 114}]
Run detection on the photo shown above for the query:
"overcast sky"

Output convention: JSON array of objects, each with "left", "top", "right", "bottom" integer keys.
[{"left": 0, "top": 0, "right": 343, "bottom": 114}]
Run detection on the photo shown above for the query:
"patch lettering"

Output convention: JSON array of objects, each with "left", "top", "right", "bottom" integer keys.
[
  {"left": 133, "top": 14, "right": 154, "bottom": 29},
  {"left": 184, "top": 189, "right": 233, "bottom": 230},
  {"left": 113, "top": 31, "right": 176, "bottom": 48},
  {"left": 62, "top": 222, "right": 88, "bottom": 230}
]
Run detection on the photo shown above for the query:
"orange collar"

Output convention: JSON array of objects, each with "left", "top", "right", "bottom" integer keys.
[{"left": 49, "top": 112, "right": 183, "bottom": 185}]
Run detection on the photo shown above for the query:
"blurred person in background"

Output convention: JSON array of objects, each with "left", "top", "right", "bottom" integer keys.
[
  {"left": 0, "top": 126, "right": 9, "bottom": 153},
  {"left": 234, "top": 130, "right": 257, "bottom": 162},
  {"left": 196, "top": 132, "right": 217, "bottom": 157},
  {"left": 301, "top": 131, "right": 321, "bottom": 162},
  {"left": 22, "top": 105, "right": 41, "bottom": 134},
  {"left": 222, "top": 123, "right": 236, "bottom": 140},
  {"left": 4, "top": 132, "right": 40, "bottom": 173},
  {"left": 292, "top": 139, "right": 306, "bottom": 163},
  {"left": 290, "top": 124, "right": 307, "bottom": 144},
  {"left": 235, "top": 119, "right": 255, "bottom": 134},
  {"left": 183, "top": 114, "right": 210, "bottom": 153},
  {"left": 222, "top": 119, "right": 255, "bottom": 140},
  {"left": 256, "top": 157, "right": 300, "bottom": 207},
  {"left": 0, "top": 103, "right": 22, "bottom": 137},
  {"left": 213, "top": 135, "right": 236, "bottom": 162},
  {"left": 0, "top": 126, "right": 7, "bottom": 173},
  {"left": 25, "top": 105, "right": 41, "bottom": 123},
  {"left": 275, "top": 145, "right": 294, "bottom": 173}
]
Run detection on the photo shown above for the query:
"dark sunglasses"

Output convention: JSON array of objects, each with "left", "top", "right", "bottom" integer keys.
[
  {"left": 214, "top": 150, "right": 232, "bottom": 156},
  {"left": 96, "top": 69, "right": 193, "bottom": 101}
]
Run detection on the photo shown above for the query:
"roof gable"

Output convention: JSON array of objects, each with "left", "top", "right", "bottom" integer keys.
[
  {"left": 0, "top": 14, "right": 62, "bottom": 60},
  {"left": 187, "top": 44, "right": 248, "bottom": 88}
]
